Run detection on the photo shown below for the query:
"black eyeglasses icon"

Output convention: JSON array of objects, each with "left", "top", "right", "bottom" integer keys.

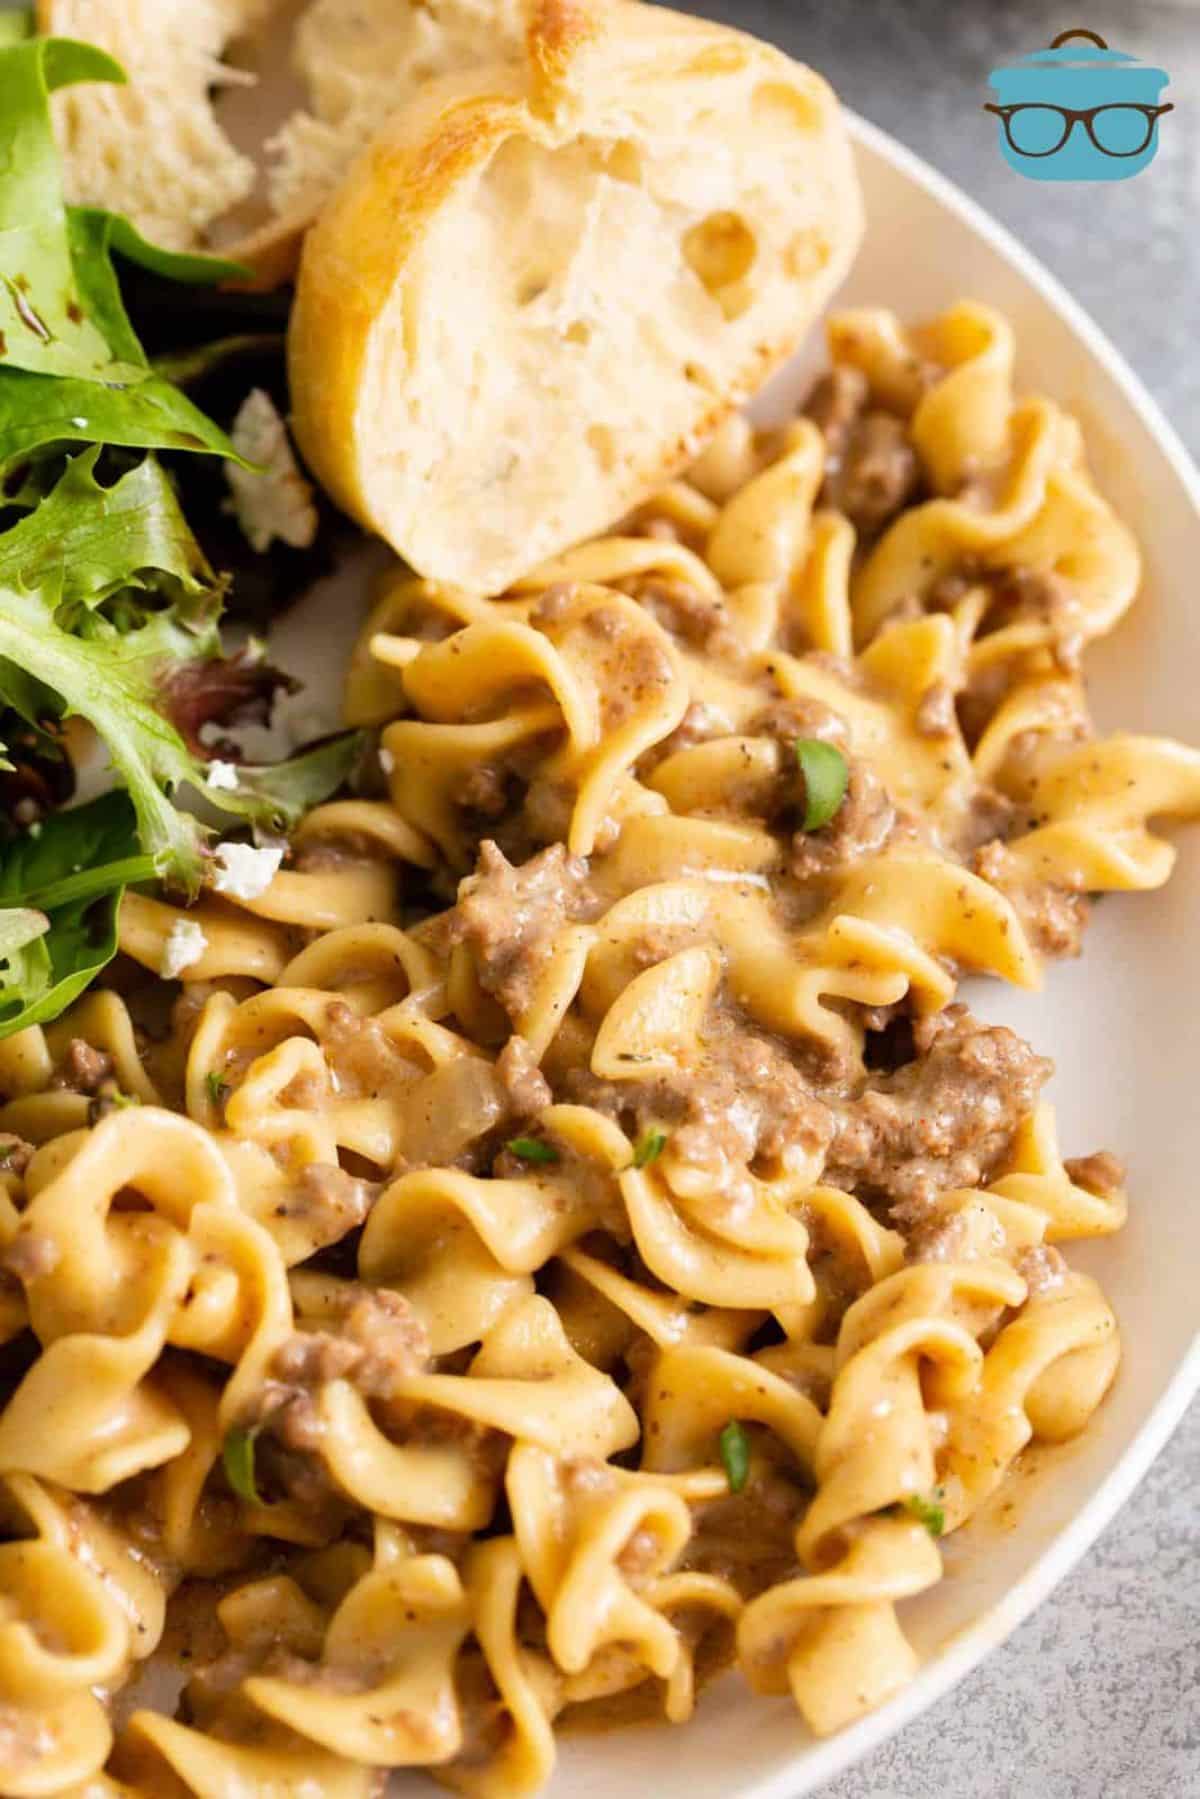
[{"left": 984, "top": 102, "right": 1174, "bottom": 158}]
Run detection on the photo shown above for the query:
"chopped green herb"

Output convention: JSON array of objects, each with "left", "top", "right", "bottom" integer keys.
[
  {"left": 205, "top": 1071, "right": 230, "bottom": 1108},
  {"left": 718, "top": 1418, "right": 750, "bottom": 1494},
  {"left": 901, "top": 1491, "right": 945, "bottom": 1538},
  {"left": 632, "top": 1128, "right": 667, "bottom": 1169},
  {"left": 87, "top": 1084, "right": 141, "bottom": 1125},
  {"left": 222, "top": 1425, "right": 263, "bottom": 1506},
  {"left": 506, "top": 1136, "right": 560, "bottom": 1165},
  {"left": 794, "top": 739, "right": 849, "bottom": 832}
]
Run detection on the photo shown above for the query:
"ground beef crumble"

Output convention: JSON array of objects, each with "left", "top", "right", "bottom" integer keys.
[
  {"left": 234, "top": 1287, "right": 431, "bottom": 1510},
  {"left": 972, "top": 839, "right": 1091, "bottom": 959},
  {"left": 274, "top": 1163, "right": 380, "bottom": 1243},
  {"left": 569, "top": 1011, "right": 836, "bottom": 1196},
  {"left": 1016, "top": 1242, "right": 1068, "bottom": 1295},
  {"left": 789, "top": 760, "right": 897, "bottom": 882},
  {"left": 826, "top": 1005, "right": 1053, "bottom": 1220},
  {"left": 50, "top": 1039, "right": 113, "bottom": 1094},
  {"left": 622, "top": 574, "right": 739, "bottom": 661},
  {"left": 1064, "top": 1149, "right": 1126, "bottom": 1198},
  {"left": 453, "top": 763, "right": 510, "bottom": 819},
  {"left": 495, "top": 1034, "right": 551, "bottom": 1119},
  {"left": 751, "top": 695, "right": 850, "bottom": 753},
  {"left": 447, "top": 841, "right": 595, "bottom": 1020},
  {"left": 984, "top": 566, "right": 1085, "bottom": 672},
  {"left": 806, "top": 366, "right": 922, "bottom": 538}
]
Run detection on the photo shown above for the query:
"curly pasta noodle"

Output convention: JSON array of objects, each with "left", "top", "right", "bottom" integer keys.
[{"left": 0, "top": 301, "right": 1197, "bottom": 1795}]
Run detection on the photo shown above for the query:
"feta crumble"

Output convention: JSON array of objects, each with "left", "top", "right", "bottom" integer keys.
[
  {"left": 205, "top": 759, "right": 240, "bottom": 792},
  {"left": 225, "top": 389, "right": 319, "bottom": 555},
  {"left": 379, "top": 747, "right": 395, "bottom": 775},
  {"left": 211, "top": 841, "right": 284, "bottom": 901},
  {"left": 160, "top": 918, "right": 209, "bottom": 979}
]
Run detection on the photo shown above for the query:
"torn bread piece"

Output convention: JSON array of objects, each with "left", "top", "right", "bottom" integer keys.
[
  {"left": 39, "top": 0, "right": 273, "bottom": 251},
  {"left": 265, "top": 0, "right": 530, "bottom": 220},
  {"left": 287, "top": 0, "right": 864, "bottom": 593},
  {"left": 41, "top": 0, "right": 593, "bottom": 277}
]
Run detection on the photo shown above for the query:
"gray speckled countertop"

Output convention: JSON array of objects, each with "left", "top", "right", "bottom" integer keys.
[{"left": 686, "top": 3, "right": 1199, "bottom": 1794}]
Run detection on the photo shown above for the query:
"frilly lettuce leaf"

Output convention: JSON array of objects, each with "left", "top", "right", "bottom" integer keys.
[
  {"left": 0, "top": 454, "right": 366, "bottom": 897},
  {"left": 0, "top": 35, "right": 362, "bottom": 1041},
  {"left": 0, "top": 38, "right": 247, "bottom": 472},
  {"left": 0, "top": 446, "right": 218, "bottom": 622}
]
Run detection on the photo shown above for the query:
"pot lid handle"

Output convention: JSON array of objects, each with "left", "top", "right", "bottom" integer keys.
[{"left": 1049, "top": 28, "right": 1109, "bottom": 49}]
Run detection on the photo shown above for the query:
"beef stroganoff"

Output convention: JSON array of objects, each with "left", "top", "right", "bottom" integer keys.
[{"left": 1, "top": 298, "right": 1198, "bottom": 1796}]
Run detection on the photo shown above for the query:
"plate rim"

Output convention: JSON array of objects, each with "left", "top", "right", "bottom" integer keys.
[{"left": 732, "top": 109, "right": 1200, "bottom": 1799}]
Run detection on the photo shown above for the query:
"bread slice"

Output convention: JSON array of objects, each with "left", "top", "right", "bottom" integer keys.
[
  {"left": 287, "top": 0, "right": 863, "bottom": 593},
  {"left": 39, "top": 0, "right": 276, "bottom": 251}
]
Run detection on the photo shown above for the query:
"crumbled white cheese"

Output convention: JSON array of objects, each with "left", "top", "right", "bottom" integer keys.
[
  {"left": 379, "top": 746, "right": 395, "bottom": 775},
  {"left": 160, "top": 918, "right": 209, "bottom": 979},
  {"left": 211, "top": 841, "right": 284, "bottom": 901},
  {"left": 225, "top": 388, "right": 319, "bottom": 555},
  {"left": 205, "top": 759, "right": 240, "bottom": 791}
]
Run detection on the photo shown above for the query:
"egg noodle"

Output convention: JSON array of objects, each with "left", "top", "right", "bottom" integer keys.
[{"left": 1, "top": 301, "right": 1198, "bottom": 1796}]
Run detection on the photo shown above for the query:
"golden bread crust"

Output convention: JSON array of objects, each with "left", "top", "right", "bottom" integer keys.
[{"left": 288, "top": 2, "right": 863, "bottom": 593}]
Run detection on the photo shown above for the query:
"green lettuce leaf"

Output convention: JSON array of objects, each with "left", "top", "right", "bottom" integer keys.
[
  {"left": 0, "top": 39, "right": 139, "bottom": 381},
  {"left": 0, "top": 791, "right": 140, "bottom": 1038},
  {"left": 0, "top": 905, "right": 50, "bottom": 1017},
  {"left": 0, "top": 447, "right": 218, "bottom": 623},
  {"left": 0, "top": 11, "right": 31, "bottom": 47},
  {"left": 213, "top": 734, "right": 374, "bottom": 833},
  {"left": 0, "top": 453, "right": 367, "bottom": 892},
  {"left": 0, "top": 34, "right": 360, "bottom": 1039},
  {"left": 0, "top": 38, "right": 247, "bottom": 472}
]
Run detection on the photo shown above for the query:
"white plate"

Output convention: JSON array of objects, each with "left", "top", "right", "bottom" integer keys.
[{"left": 270, "top": 113, "right": 1200, "bottom": 1798}]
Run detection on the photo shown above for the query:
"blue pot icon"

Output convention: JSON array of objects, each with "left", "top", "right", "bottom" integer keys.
[{"left": 986, "top": 28, "right": 1172, "bottom": 181}]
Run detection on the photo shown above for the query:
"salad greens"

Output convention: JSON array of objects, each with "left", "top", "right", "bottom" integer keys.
[
  {"left": 0, "top": 448, "right": 365, "bottom": 891},
  {"left": 0, "top": 38, "right": 245, "bottom": 472},
  {"left": 0, "top": 10, "right": 30, "bottom": 47},
  {"left": 0, "top": 37, "right": 366, "bottom": 1039},
  {"left": 0, "top": 792, "right": 145, "bottom": 1036}
]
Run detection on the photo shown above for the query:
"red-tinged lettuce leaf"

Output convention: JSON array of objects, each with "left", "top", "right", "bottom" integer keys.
[
  {"left": 161, "top": 644, "right": 298, "bottom": 756},
  {"left": 0, "top": 454, "right": 363, "bottom": 892}
]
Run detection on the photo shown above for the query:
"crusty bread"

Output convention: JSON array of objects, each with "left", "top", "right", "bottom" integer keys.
[
  {"left": 39, "top": 0, "right": 273, "bottom": 251},
  {"left": 287, "top": 0, "right": 863, "bottom": 593},
  {"left": 38, "top": 0, "right": 548, "bottom": 273},
  {"left": 265, "top": 0, "right": 529, "bottom": 220}
]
